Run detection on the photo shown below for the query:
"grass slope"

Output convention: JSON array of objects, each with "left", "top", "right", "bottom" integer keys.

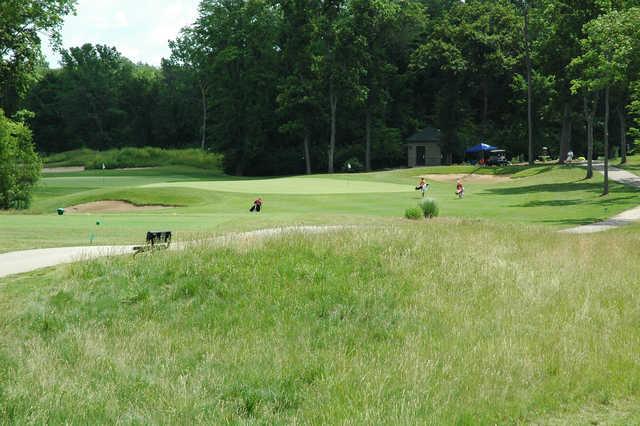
[{"left": 1, "top": 224, "right": 640, "bottom": 423}]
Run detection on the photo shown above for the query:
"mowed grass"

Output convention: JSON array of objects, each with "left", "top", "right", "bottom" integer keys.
[
  {"left": 618, "top": 153, "right": 640, "bottom": 176},
  {"left": 145, "top": 176, "right": 411, "bottom": 194},
  {"left": 1, "top": 224, "right": 640, "bottom": 423},
  {"left": 1, "top": 163, "right": 639, "bottom": 252}
]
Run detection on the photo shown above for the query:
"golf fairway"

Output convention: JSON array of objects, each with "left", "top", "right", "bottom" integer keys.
[{"left": 144, "top": 177, "right": 412, "bottom": 194}]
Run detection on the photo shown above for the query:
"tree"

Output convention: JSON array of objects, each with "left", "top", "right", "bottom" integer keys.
[
  {"left": 410, "top": 0, "right": 521, "bottom": 161},
  {"left": 190, "top": 0, "right": 281, "bottom": 175},
  {"left": 168, "top": 28, "right": 210, "bottom": 150},
  {"left": 348, "top": 0, "right": 422, "bottom": 171},
  {"left": 512, "top": 0, "right": 535, "bottom": 164},
  {"left": 0, "top": 109, "right": 41, "bottom": 209},
  {"left": 314, "top": 0, "right": 367, "bottom": 173},
  {"left": 277, "top": 0, "right": 322, "bottom": 174},
  {"left": 571, "top": 7, "right": 640, "bottom": 192},
  {"left": 0, "top": 0, "right": 76, "bottom": 114},
  {"left": 27, "top": 44, "right": 165, "bottom": 152}
]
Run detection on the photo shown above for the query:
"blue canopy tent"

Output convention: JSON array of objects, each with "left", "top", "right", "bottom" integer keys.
[
  {"left": 465, "top": 143, "right": 497, "bottom": 165},
  {"left": 465, "top": 143, "right": 497, "bottom": 154}
]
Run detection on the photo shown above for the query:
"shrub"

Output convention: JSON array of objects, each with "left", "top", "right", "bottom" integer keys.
[
  {"left": 404, "top": 207, "right": 423, "bottom": 220},
  {"left": 419, "top": 198, "right": 439, "bottom": 218},
  {"left": 45, "top": 147, "right": 223, "bottom": 172},
  {"left": 0, "top": 109, "right": 41, "bottom": 209}
]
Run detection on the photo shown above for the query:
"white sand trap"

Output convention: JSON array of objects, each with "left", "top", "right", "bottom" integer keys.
[
  {"left": 43, "top": 166, "right": 85, "bottom": 173},
  {"left": 65, "top": 200, "right": 172, "bottom": 213},
  {"left": 418, "top": 173, "right": 512, "bottom": 183}
]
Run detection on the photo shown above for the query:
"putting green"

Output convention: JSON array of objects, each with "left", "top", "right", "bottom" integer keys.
[{"left": 144, "top": 177, "right": 412, "bottom": 194}]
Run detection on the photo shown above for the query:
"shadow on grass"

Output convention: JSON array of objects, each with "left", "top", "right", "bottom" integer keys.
[
  {"left": 517, "top": 199, "right": 586, "bottom": 208},
  {"left": 484, "top": 181, "right": 600, "bottom": 195},
  {"left": 508, "top": 165, "right": 556, "bottom": 178},
  {"left": 515, "top": 195, "right": 639, "bottom": 208},
  {"left": 539, "top": 217, "right": 601, "bottom": 226}
]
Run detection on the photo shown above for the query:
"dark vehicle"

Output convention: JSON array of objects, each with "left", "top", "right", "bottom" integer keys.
[{"left": 486, "top": 149, "right": 510, "bottom": 166}]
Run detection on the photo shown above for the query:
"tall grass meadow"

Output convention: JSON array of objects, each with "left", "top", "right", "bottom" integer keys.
[
  {"left": 44, "top": 147, "right": 223, "bottom": 171},
  {"left": 1, "top": 223, "right": 640, "bottom": 423}
]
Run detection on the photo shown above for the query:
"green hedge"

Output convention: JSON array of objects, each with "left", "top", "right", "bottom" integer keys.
[{"left": 44, "top": 147, "right": 223, "bottom": 171}]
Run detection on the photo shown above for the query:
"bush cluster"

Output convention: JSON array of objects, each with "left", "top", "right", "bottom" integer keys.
[
  {"left": 404, "top": 198, "right": 440, "bottom": 220},
  {"left": 45, "top": 147, "right": 223, "bottom": 171}
]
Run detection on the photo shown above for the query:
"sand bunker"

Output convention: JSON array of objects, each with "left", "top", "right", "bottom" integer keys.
[
  {"left": 417, "top": 173, "right": 512, "bottom": 183},
  {"left": 65, "top": 201, "right": 172, "bottom": 213},
  {"left": 43, "top": 166, "right": 85, "bottom": 173}
]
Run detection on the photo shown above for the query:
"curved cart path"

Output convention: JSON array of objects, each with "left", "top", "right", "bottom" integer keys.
[
  {"left": 561, "top": 164, "right": 640, "bottom": 234},
  {"left": 0, "top": 226, "right": 348, "bottom": 279}
]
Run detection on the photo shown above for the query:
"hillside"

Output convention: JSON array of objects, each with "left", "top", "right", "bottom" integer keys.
[{"left": 1, "top": 224, "right": 640, "bottom": 423}]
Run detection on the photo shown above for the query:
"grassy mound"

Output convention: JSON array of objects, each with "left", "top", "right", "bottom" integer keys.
[
  {"left": 2, "top": 223, "right": 640, "bottom": 423},
  {"left": 44, "top": 147, "right": 223, "bottom": 171}
]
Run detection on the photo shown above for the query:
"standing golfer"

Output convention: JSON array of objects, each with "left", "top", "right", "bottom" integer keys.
[
  {"left": 415, "top": 177, "right": 429, "bottom": 197},
  {"left": 249, "top": 197, "right": 263, "bottom": 212},
  {"left": 455, "top": 179, "right": 464, "bottom": 198}
]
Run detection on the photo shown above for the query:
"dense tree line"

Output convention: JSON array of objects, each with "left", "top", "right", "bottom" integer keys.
[
  {"left": 1, "top": 0, "right": 75, "bottom": 208},
  {"left": 7, "top": 0, "right": 640, "bottom": 177}
]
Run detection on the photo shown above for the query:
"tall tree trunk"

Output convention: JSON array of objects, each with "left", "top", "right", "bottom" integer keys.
[
  {"left": 524, "top": 4, "right": 534, "bottom": 166},
  {"left": 200, "top": 83, "right": 207, "bottom": 150},
  {"left": 482, "top": 79, "right": 489, "bottom": 130},
  {"left": 603, "top": 86, "right": 609, "bottom": 195},
  {"left": 558, "top": 102, "right": 571, "bottom": 164},
  {"left": 617, "top": 104, "right": 627, "bottom": 164},
  {"left": 235, "top": 133, "right": 250, "bottom": 176},
  {"left": 303, "top": 128, "right": 311, "bottom": 175},
  {"left": 328, "top": 83, "right": 337, "bottom": 174},
  {"left": 365, "top": 108, "right": 371, "bottom": 172},
  {"left": 584, "top": 93, "right": 599, "bottom": 179}
]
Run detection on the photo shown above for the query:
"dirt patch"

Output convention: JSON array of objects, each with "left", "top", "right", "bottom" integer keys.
[
  {"left": 43, "top": 166, "right": 85, "bottom": 173},
  {"left": 65, "top": 200, "right": 172, "bottom": 213},
  {"left": 417, "top": 173, "right": 512, "bottom": 183}
]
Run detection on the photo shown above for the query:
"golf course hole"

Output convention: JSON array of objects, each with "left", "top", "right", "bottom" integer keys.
[{"left": 65, "top": 200, "right": 173, "bottom": 213}]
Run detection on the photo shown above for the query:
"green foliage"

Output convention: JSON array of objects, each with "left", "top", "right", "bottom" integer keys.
[
  {"left": 11, "top": 0, "right": 640, "bottom": 177},
  {"left": 630, "top": 81, "right": 640, "bottom": 146},
  {"left": 44, "top": 147, "right": 223, "bottom": 171},
  {"left": 0, "top": 109, "right": 41, "bottom": 209},
  {"left": 404, "top": 206, "right": 422, "bottom": 220},
  {"left": 341, "top": 158, "right": 364, "bottom": 172},
  {"left": 418, "top": 197, "right": 440, "bottom": 218},
  {"left": 0, "top": 0, "right": 77, "bottom": 114}
]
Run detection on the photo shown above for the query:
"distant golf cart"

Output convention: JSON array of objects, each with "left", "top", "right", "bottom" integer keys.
[{"left": 486, "top": 149, "right": 510, "bottom": 166}]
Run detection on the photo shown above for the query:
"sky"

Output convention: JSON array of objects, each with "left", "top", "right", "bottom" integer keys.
[{"left": 43, "top": 0, "right": 201, "bottom": 68}]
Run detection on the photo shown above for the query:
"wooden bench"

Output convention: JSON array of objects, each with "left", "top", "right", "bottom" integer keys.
[{"left": 133, "top": 231, "right": 172, "bottom": 256}]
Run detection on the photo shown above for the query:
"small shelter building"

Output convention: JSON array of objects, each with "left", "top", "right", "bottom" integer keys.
[{"left": 406, "top": 126, "right": 442, "bottom": 167}]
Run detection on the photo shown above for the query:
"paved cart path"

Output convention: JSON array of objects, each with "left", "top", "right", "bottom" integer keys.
[
  {"left": 0, "top": 226, "right": 348, "bottom": 279},
  {"left": 561, "top": 164, "right": 640, "bottom": 234}
]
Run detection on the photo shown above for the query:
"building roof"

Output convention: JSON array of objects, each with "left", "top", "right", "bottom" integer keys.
[{"left": 406, "top": 126, "right": 441, "bottom": 143}]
